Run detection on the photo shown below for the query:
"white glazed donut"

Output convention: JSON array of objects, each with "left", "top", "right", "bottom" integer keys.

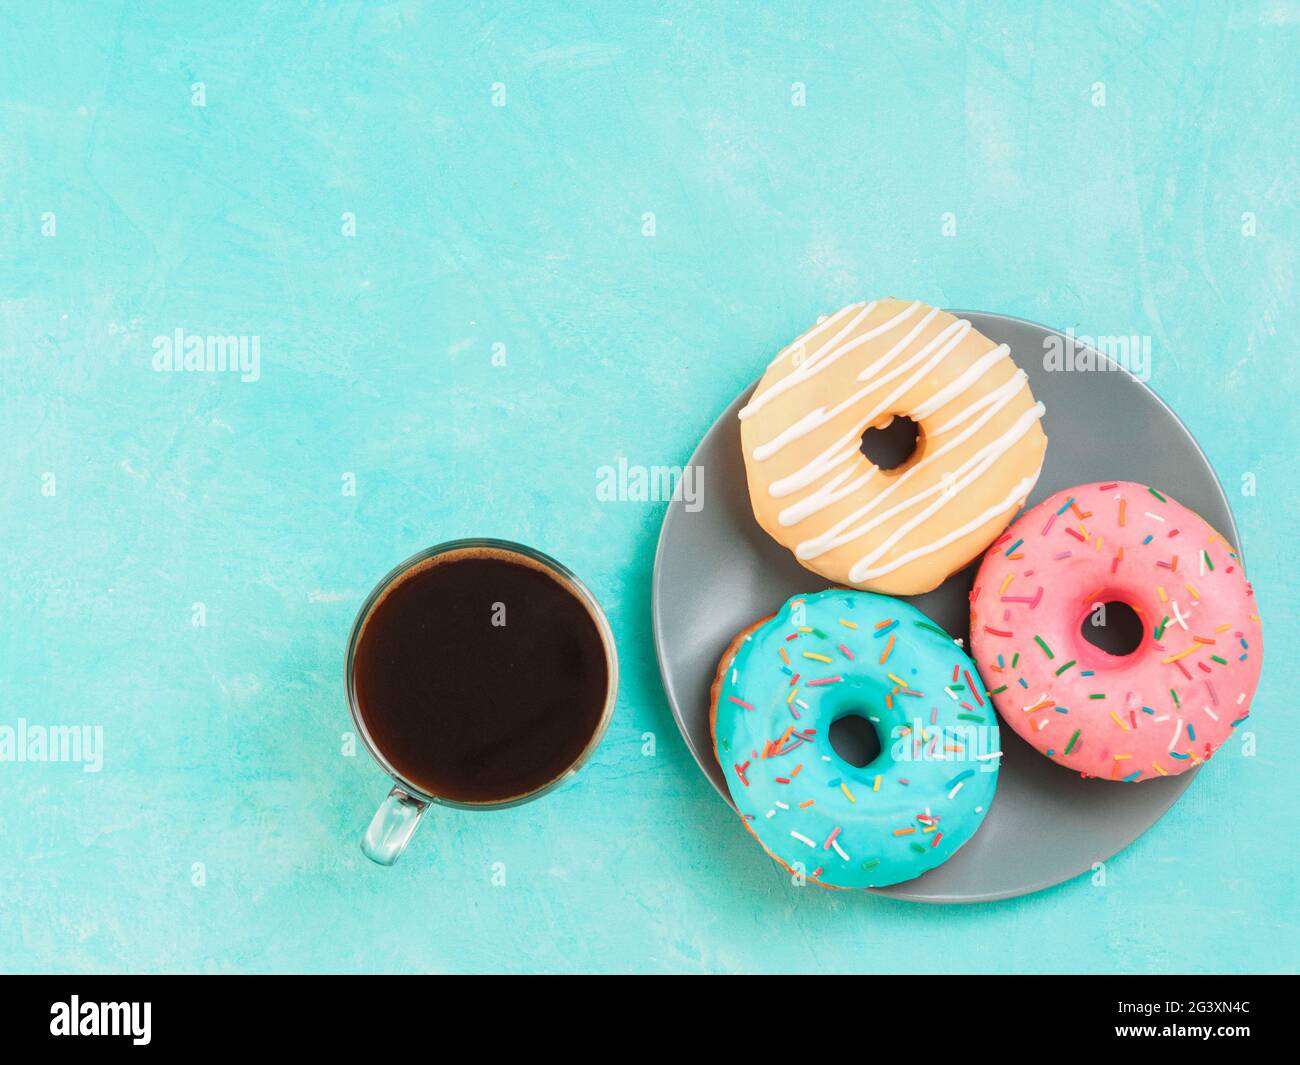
[{"left": 740, "top": 299, "right": 1048, "bottom": 595}]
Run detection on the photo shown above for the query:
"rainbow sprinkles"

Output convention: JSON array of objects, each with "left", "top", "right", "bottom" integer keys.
[
  {"left": 970, "top": 481, "right": 1262, "bottom": 782},
  {"left": 711, "top": 589, "right": 1001, "bottom": 889}
]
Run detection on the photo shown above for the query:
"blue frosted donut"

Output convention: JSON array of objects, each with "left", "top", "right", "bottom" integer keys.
[{"left": 710, "top": 589, "right": 1000, "bottom": 889}]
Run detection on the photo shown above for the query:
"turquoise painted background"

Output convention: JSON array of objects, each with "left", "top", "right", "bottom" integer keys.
[{"left": 1, "top": 1, "right": 1296, "bottom": 974}]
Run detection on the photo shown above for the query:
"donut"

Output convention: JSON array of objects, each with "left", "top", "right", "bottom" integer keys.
[
  {"left": 740, "top": 299, "right": 1048, "bottom": 596},
  {"left": 970, "top": 481, "right": 1263, "bottom": 781},
  {"left": 710, "top": 589, "right": 1000, "bottom": 889}
]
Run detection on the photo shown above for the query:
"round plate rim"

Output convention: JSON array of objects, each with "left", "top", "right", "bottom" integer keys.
[{"left": 651, "top": 308, "right": 1238, "bottom": 904}]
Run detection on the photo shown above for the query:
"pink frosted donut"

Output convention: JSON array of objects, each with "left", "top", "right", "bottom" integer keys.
[{"left": 969, "top": 481, "right": 1262, "bottom": 781}]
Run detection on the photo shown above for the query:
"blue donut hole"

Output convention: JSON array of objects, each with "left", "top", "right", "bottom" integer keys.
[
  {"left": 828, "top": 712, "right": 883, "bottom": 769},
  {"left": 1080, "top": 600, "right": 1144, "bottom": 657}
]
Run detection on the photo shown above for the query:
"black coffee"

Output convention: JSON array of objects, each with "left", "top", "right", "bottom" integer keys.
[{"left": 353, "top": 549, "right": 610, "bottom": 803}]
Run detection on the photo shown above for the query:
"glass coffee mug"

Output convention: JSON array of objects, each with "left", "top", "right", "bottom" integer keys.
[{"left": 346, "top": 539, "right": 619, "bottom": 865}]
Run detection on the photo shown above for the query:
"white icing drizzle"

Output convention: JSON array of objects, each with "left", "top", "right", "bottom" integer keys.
[
  {"left": 765, "top": 316, "right": 967, "bottom": 495},
  {"left": 767, "top": 436, "right": 862, "bottom": 500},
  {"left": 780, "top": 370, "right": 1032, "bottom": 530},
  {"left": 929, "top": 368, "right": 1027, "bottom": 437},
  {"left": 911, "top": 344, "right": 1012, "bottom": 420},
  {"left": 743, "top": 303, "right": 875, "bottom": 417},
  {"left": 778, "top": 465, "right": 876, "bottom": 527},
  {"left": 752, "top": 306, "right": 941, "bottom": 461},
  {"left": 841, "top": 434, "right": 1042, "bottom": 576},
  {"left": 795, "top": 401, "right": 1046, "bottom": 557},
  {"left": 848, "top": 471, "right": 1042, "bottom": 584},
  {"left": 764, "top": 302, "right": 864, "bottom": 368},
  {"left": 739, "top": 300, "right": 920, "bottom": 420},
  {"left": 850, "top": 306, "right": 943, "bottom": 386}
]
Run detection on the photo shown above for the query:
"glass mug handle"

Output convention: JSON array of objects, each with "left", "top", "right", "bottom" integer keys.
[{"left": 361, "top": 785, "right": 429, "bottom": 866}]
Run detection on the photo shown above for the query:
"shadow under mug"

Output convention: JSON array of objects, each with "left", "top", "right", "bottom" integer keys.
[{"left": 345, "top": 538, "right": 619, "bottom": 865}]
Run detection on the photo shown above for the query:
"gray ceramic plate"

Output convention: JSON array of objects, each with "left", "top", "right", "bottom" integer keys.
[{"left": 652, "top": 310, "right": 1239, "bottom": 903}]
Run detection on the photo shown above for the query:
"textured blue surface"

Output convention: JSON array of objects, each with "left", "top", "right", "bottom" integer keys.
[{"left": 0, "top": 2, "right": 1296, "bottom": 974}]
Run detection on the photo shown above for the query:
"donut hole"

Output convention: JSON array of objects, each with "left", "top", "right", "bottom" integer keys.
[
  {"left": 859, "top": 415, "right": 920, "bottom": 471},
  {"left": 1080, "top": 600, "right": 1144, "bottom": 657},
  {"left": 828, "top": 712, "right": 883, "bottom": 768}
]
